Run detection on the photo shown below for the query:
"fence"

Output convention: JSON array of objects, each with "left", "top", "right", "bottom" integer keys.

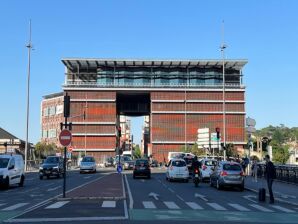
[{"left": 257, "top": 164, "right": 298, "bottom": 184}]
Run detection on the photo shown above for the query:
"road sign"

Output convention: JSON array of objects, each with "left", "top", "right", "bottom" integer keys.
[
  {"left": 117, "top": 165, "right": 122, "bottom": 173},
  {"left": 246, "top": 126, "right": 256, "bottom": 133},
  {"left": 246, "top": 117, "right": 256, "bottom": 127},
  {"left": 68, "top": 146, "right": 73, "bottom": 152},
  {"left": 59, "top": 129, "right": 72, "bottom": 147}
]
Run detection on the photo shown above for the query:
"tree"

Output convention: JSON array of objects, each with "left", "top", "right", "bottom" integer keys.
[
  {"left": 133, "top": 144, "right": 142, "bottom": 159},
  {"left": 225, "top": 143, "right": 237, "bottom": 158},
  {"left": 180, "top": 143, "right": 205, "bottom": 156},
  {"left": 34, "top": 142, "right": 57, "bottom": 159},
  {"left": 273, "top": 145, "right": 290, "bottom": 164}
]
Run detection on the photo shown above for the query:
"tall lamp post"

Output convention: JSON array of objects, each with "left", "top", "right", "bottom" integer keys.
[{"left": 25, "top": 20, "right": 33, "bottom": 171}]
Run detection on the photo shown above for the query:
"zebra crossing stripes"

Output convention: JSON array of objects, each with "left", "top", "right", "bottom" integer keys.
[
  {"left": 142, "top": 201, "right": 156, "bottom": 209},
  {"left": 45, "top": 201, "right": 70, "bottom": 209},
  {"left": 249, "top": 204, "right": 274, "bottom": 212},
  {"left": 1, "top": 203, "right": 28, "bottom": 211},
  {"left": 163, "top": 201, "right": 180, "bottom": 209},
  {"left": 102, "top": 201, "right": 116, "bottom": 208},
  {"left": 270, "top": 205, "right": 295, "bottom": 213},
  {"left": 228, "top": 203, "right": 251, "bottom": 211},
  {"left": 207, "top": 203, "right": 227, "bottom": 211},
  {"left": 185, "top": 202, "right": 203, "bottom": 210}
]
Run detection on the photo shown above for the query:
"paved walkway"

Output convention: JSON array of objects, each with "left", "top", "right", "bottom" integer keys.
[
  {"left": 66, "top": 173, "right": 125, "bottom": 199},
  {"left": 244, "top": 176, "right": 298, "bottom": 206}
]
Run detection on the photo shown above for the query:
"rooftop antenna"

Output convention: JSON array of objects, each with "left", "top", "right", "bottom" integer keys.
[{"left": 220, "top": 20, "right": 227, "bottom": 161}]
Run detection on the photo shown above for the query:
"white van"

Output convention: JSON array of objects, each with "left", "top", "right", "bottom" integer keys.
[{"left": 0, "top": 154, "right": 25, "bottom": 189}]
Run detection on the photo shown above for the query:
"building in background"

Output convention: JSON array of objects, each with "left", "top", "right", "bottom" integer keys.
[
  {"left": 61, "top": 58, "right": 247, "bottom": 162},
  {"left": 40, "top": 92, "right": 64, "bottom": 146},
  {"left": 141, "top": 116, "right": 150, "bottom": 156}
]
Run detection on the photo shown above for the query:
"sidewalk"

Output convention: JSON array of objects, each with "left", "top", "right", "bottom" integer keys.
[
  {"left": 65, "top": 173, "right": 125, "bottom": 199},
  {"left": 245, "top": 176, "right": 298, "bottom": 206}
]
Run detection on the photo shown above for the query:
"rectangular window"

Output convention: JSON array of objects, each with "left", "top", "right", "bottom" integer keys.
[
  {"left": 42, "top": 130, "right": 48, "bottom": 138},
  {"left": 49, "top": 106, "right": 56, "bottom": 116},
  {"left": 56, "top": 105, "right": 63, "bottom": 114},
  {"left": 43, "top": 108, "right": 49, "bottom": 117}
]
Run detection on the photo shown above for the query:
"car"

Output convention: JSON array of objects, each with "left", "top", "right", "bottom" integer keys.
[
  {"left": 39, "top": 156, "right": 64, "bottom": 179},
  {"left": 0, "top": 154, "right": 25, "bottom": 189},
  {"left": 133, "top": 159, "right": 151, "bottom": 179},
  {"left": 80, "top": 156, "right": 97, "bottom": 173},
  {"left": 123, "top": 156, "right": 134, "bottom": 170},
  {"left": 104, "top": 157, "right": 114, "bottom": 167},
  {"left": 166, "top": 158, "right": 189, "bottom": 182},
  {"left": 200, "top": 158, "right": 218, "bottom": 181},
  {"left": 210, "top": 161, "right": 244, "bottom": 191}
]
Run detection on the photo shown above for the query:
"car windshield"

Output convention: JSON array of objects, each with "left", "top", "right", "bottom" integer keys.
[
  {"left": 172, "top": 160, "right": 186, "bottom": 167},
  {"left": 45, "top": 157, "right": 59, "bottom": 164},
  {"left": 0, "top": 158, "right": 9, "bottom": 168},
  {"left": 135, "top": 160, "right": 148, "bottom": 166},
  {"left": 205, "top": 160, "right": 217, "bottom": 166},
  {"left": 184, "top": 157, "right": 193, "bottom": 165},
  {"left": 82, "top": 157, "right": 95, "bottom": 162},
  {"left": 123, "top": 156, "right": 132, "bottom": 161},
  {"left": 223, "top": 164, "right": 241, "bottom": 171}
]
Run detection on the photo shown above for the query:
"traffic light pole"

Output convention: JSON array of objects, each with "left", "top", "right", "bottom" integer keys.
[{"left": 63, "top": 116, "right": 67, "bottom": 198}]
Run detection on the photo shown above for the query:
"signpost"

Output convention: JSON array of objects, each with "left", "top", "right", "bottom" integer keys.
[
  {"left": 197, "top": 128, "right": 210, "bottom": 155},
  {"left": 59, "top": 129, "right": 72, "bottom": 147},
  {"left": 246, "top": 117, "right": 256, "bottom": 173}
]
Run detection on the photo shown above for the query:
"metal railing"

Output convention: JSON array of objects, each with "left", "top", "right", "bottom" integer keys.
[{"left": 257, "top": 164, "right": 298, "bottom": 184}]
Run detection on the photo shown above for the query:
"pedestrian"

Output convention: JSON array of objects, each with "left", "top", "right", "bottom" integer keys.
[
  {"left": 251, "top": 159, "right": 258, "bottom": 182},
  {"left": 264, "top": 155, "right": 276, "bottom": 204}
]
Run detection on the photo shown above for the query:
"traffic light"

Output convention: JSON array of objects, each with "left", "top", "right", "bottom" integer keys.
[
  {"left": 64, "top": 94, "right": 70, "bottom": 118},
  {"left": 216, "top": 127, "right": 220, "bottom": 139},
  {"left": 3, "top": 142, "right": 7, "bottom": 148},
  {"left": 117, "top": 127, "right": 121, "bottom": 137}
]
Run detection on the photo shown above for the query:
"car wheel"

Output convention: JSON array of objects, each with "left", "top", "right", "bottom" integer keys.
[
  {"left": 185, "top": 179, "right": 189, "bottom": 183},
  {"left": 57, "top": 173, "right": 60, "bottom": 178},
  {"left": 133, "top": 174, "right": 136, "bottom": 179},
  {"left": 216, "top": 179, "right": 222, "bottom": 190},
  {"left": 19, "top": 175, "right": 25, "bottom": 187}
]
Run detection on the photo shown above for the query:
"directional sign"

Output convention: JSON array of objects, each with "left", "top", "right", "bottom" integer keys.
[
  {"left": 246, "top": 117, "right": 256, "bottom": 127},
  {"left": 59, "top": 129, "right": 72, "bottom": 147}
]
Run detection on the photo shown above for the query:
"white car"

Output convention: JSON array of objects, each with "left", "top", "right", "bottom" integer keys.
[
  {"left": 166, "top": 159, "right": 189, "bottom": 182},
  {"left": 200, "top": 159, "right": 218, "bottom": 181},
  {"left": 0, "top": 154, "right": 25, "bottom": 189},
  {"left": 80, "top": 156, "right": 97, "bottom": 173}
]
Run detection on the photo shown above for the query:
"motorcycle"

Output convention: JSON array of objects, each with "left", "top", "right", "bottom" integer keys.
[{"left": 193, "top": 168, "right": 200, "bottom": 187}]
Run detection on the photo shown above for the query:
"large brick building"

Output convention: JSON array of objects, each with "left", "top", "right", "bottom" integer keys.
[{"left": 58, "top": 58, "right": 247, "bottom": 162}]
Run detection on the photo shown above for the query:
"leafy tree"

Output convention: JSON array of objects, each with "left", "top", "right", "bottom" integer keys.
[
  {"left": 180, "top": 143, "right": 205, "bottom": 156},
  {"left": 273, "top": 145, "right": 290, "bottom": 164},
  {"left": 34, "top": 142, "right": 57, "bottom": 159},
  {"left": 133, "top": 144, "right": 142, "bottom": 159}
]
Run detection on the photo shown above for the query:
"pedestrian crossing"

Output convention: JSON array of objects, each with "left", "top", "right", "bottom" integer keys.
[{"left": 0, "top": 200, "right": 296, "bottom": 214}]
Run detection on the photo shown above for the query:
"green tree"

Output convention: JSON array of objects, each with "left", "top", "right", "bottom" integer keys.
[
  {"left": 133, "top": 144, "right": 142, "bottom": 159},
  {"left": 180, "top": 143, "right": 205, "bottom": 156},
  {"left": 273, "top": 145, "right": 290, "bottom": 164},
  {"left": 34, "top": 142, "right": 57, "bottom": 159}
]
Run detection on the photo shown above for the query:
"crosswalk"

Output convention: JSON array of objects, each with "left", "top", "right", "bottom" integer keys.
[{"left": 0, "top": 200, "right": 296, "bottom": 214}]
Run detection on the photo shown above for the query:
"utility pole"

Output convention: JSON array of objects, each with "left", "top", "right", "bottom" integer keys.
[{"left": 25, "top": 20, "right": 33, "bottom": 171}]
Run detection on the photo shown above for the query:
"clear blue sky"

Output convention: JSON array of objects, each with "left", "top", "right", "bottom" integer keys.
[{"left": 1, "top": 0, "right": 298, "bottom": 145}]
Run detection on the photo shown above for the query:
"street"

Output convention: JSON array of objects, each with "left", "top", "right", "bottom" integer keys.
[{"left": 1, "top": 168, "right": 298, "bottom": 223}]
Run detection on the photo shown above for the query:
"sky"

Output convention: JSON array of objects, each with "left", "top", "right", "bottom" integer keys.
[{"left": 0, "top": 0, "right": 298, "bottom": 146}]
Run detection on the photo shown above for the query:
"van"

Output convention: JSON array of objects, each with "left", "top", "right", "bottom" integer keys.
[{"left": 0, "top": 154, "right": 25, "bottom": 189}]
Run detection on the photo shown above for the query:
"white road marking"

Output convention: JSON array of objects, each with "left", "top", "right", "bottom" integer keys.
[
  {"left": 176, "top": 195, "right": 185, "bottom": 202},
  {"left": 163, "top": 201, "right": 180, "bottom": 209},
  {"left": 1, "top": 203, "right": 29, "bottom": 211},
  {"left": 186, "top": 202, "right": 203, "bottom": 210},
  {"left": 142, "top": 201, "right": 156, "bottom": 209},
  {"left": 124, "top": 174, "right": 133, "bottom": 209},
  {"left": 45, "top": 201, "right": 70, "bottom": 209},
  {"left": 84, "top": 176, "right": 92, "bottom": 179},
  {"left": 23, "top": 187, "right": 39, "bottom": 193},
  {"left": 228, "top": 203, "right": 251, "bottom": 211},
  {"left": 168, "top": 188, "right": 175, "bottom": 193},
  {"left": 47, "top": 186, "right": 61, "bottom": 192},
  {"left": 102, "top": 201, "right": 116, "bottom": 208},
  {"left": 0, "top": 203, "right": 6, "bottom": 207},
  {"left": 270, "top": 205, "right": 296, "bottom": 213},
  {"left": 249, "top": 204, "right": 274, "bottom": 212},
  {"left": 243, "top": 195, "right": 258, "bottom": 203},
  {"left": 207, "top": 203, "right": 227, "bottom": 211},
  {"left": 195, "top": 193, "right": 208, "bottom": 202}
]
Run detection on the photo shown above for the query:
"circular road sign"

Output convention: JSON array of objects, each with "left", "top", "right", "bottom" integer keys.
[{"left": 59, "top": 129, "right": 72, "bottom": 147}]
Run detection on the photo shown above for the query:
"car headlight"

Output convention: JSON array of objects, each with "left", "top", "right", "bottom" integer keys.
[
  {"left": 39, "top": 167, "right": 43, "bottom": 170},
  {"left": 53, "top": 166, "right": 59, "bottom": 169},
  {"left": 124, "top": 163, "right": 129, "bottom": 166}
]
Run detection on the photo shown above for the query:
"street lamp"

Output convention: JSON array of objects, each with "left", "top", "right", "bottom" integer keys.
[{"left": 25, "top": 20, "right": 33, "bottom": 171}]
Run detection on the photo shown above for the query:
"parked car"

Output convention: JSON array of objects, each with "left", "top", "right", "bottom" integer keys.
[
  {"left": 80, "top": 156, "right": 97, "bottom": 173},
  {"left": 210, "top": 161, "right": 244, "bottom": 191},
  {"left": 0, "top": 154, "right": 25, "bottom": 189},
  {"left": 133, "top": 159, "right": 151, "bottom": 179},
  {"left": 123, "top": 156, "right": 134, "bottom": 170},
  {"left": 104, "top": 157, "right": 114, "bottom": 167},
  {"left": 39, "top": 156, "right": 64, "bottom": 179},
  {"left": 166, "top": 158, "right": 189, "bottom": 182},
  {"left": 200, "top": 159, "right": 218, "bottom": 181}
]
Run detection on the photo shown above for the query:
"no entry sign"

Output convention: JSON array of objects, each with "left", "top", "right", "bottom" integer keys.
[{"left": 59, "top": 129, "right": 72, "bottom": 147}]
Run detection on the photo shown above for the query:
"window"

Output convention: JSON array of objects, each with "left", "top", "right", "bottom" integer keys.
[
  {"left": 223, "top": 164, "right": 241, "bottom": 171},
  {"left": 42, "top": 130, "right": 48, "bottom": 138},
  {"left": 43, "top": 108, "right": 49, "bottom": 117},
  {"left": 49, "top": 106, "right": 56, "bottom": 116},
  {"left": 56, "top": 105, "right": 63, "bottom": 114},
  {"left": 171, "top": 160, "right": 186, "bottom": 167}
]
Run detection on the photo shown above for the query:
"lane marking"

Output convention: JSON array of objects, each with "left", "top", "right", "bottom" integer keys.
[
  {"left": 270, "top": 205, "right": 295, "bottom": 213},
  {"left": 176, "top": 195, "right": 185, "bottom": 202},
  {"left": 102, "top": 201, "right": 116, "bottom": 208},
  {"left": 168, "top": 188, "right": 175, "bottom": 193},
  {"left": 0, "top": 203, "right": 7, "bottom": 207},
  {"left": 142, "top": 201, "right": 156, "bottom": 209},
  {"left": 195, "top": 193, "right": 208, "bottom": 202},
  {"left": 228, "top": 203, "right": 251, "bottom": 211},
  {"left": 47, "top": 186, "right": 61, "bottom": 192},
  {"left": 45, "top": 201, "right": 70, "bottom": 209},
  {"left": 1, "top": 203, "right": 29, "bottom": 211},
  {"left": 186, "top": 202, "right": 203, "bottom": 210},
  {"left": 84, "top": 176, "right": 92, "bottom": 179},
  {"left": 207, "top": 203, "right": 227, "bottom": 211},
  {"left": 124, "top": 174, "right": 133, "bottom": 209},
  {"left": 249, "top": 204, "right": 274, "bottom": 212},
  {"left": 23, "top": 187, "right": 39, "bottom": 193},
  {"left": 163, "top": 201, "right": 180, "bottom": 209}
]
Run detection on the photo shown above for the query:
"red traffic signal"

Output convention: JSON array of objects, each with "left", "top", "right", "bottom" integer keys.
[{"left": 215, "top": 127, "right": 220, "bottom": 139}]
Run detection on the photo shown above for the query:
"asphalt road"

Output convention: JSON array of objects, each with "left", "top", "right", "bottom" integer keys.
[{"left": 1, "top": 167, "right": 298, "bottom": 224}]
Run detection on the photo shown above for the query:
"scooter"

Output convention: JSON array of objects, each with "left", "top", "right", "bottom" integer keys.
[{"left": 193, "top": 168, "right": 200, "bottom": 187}]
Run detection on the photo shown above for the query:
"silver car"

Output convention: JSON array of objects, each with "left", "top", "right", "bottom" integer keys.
[
  {"left": 210, "top": 161, "right": 244, "bottom": 191},
  {"left": 80, "top": 156, "right": 96, "bottom": 173}
]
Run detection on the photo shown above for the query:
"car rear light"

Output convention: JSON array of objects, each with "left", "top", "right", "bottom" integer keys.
[
  {"left": 202, "top": 165, "right": 207, "bottom": 170},
  {"left": 194, "top": 169, "right": 199, "bottom": 173},
  {"left": 220, "top": 171, "right": 228, "bottom": 176}
]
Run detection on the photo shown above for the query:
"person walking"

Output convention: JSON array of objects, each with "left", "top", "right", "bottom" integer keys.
[
  {"left": 251, "top": 159, "right": 258, "bottom": 182},
  {"left": 264, "top": 155, "right": 276, "bottom": 204}
]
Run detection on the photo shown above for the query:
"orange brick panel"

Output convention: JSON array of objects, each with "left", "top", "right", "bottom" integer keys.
[
  {"left": 151, "top": 92, "right": 185, "bottom": 100},
  {"left": 152, "top": 144, "right": 187, "bottom": 162},
  {"left": 72, "top": 125, "right": 115, "bottom": 134},
  {"left": 72, "top": 136, "right": 116, "bottom": 149},
  {"left": 152, "top": 103, "right": 185, "bottom": 111},
  {"left": 66, "top": 91, "right": 116, "bottom": 100},
  {"left": 187, "top": 91, "right": 244, "bottom": 101}
]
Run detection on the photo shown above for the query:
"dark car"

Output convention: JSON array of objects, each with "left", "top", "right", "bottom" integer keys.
[
  {"left": 133, "top": 159, "right": 151, "bottom": 179},
  {"left": 39, "top": 156, "right": 64, "bottom": 179},
  {"left": 104, "top": 157, "right": 114, "bottom": 167}
]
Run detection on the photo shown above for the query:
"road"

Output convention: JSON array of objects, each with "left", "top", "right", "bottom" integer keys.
[{"left": 1, "top": 168, "right": 298, "bottom": 223}]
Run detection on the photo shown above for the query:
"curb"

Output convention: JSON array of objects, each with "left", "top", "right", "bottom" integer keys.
[
  {"left": 56, "top": 196, "right": 126, "bottom": 201},
  {"left": 244, "top": 187, "right": 298, "bottom": 206}
]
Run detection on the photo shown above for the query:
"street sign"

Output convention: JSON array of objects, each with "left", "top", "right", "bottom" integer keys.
[
  {"left": 246, "top": 117, "right": 256, "bottom": 127},
  {"left": 197, "top": 128, "right": 209, "bottom": 134},
  {"left": 68, "top": 146, "right": 73, "bottom": 152},
  {"left": 59, "top": 129, "right": 72, "bottom": 147},
  {"left": 246, "top": 126, "right": 256, "bottom": 133},
  {"left": 117, "top": 164, "right": 122, "bottom": 173}
]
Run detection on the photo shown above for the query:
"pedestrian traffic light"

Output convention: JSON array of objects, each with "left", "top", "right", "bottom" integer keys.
[
  {"left": 64, "top": 94, "right": 70, "bottom": 118},
  {"left": 216, "top": 127, "right": 220, "bottom": 139},
  {"left": 3, "top": 142, "right": 7, "bottom": 147}
]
